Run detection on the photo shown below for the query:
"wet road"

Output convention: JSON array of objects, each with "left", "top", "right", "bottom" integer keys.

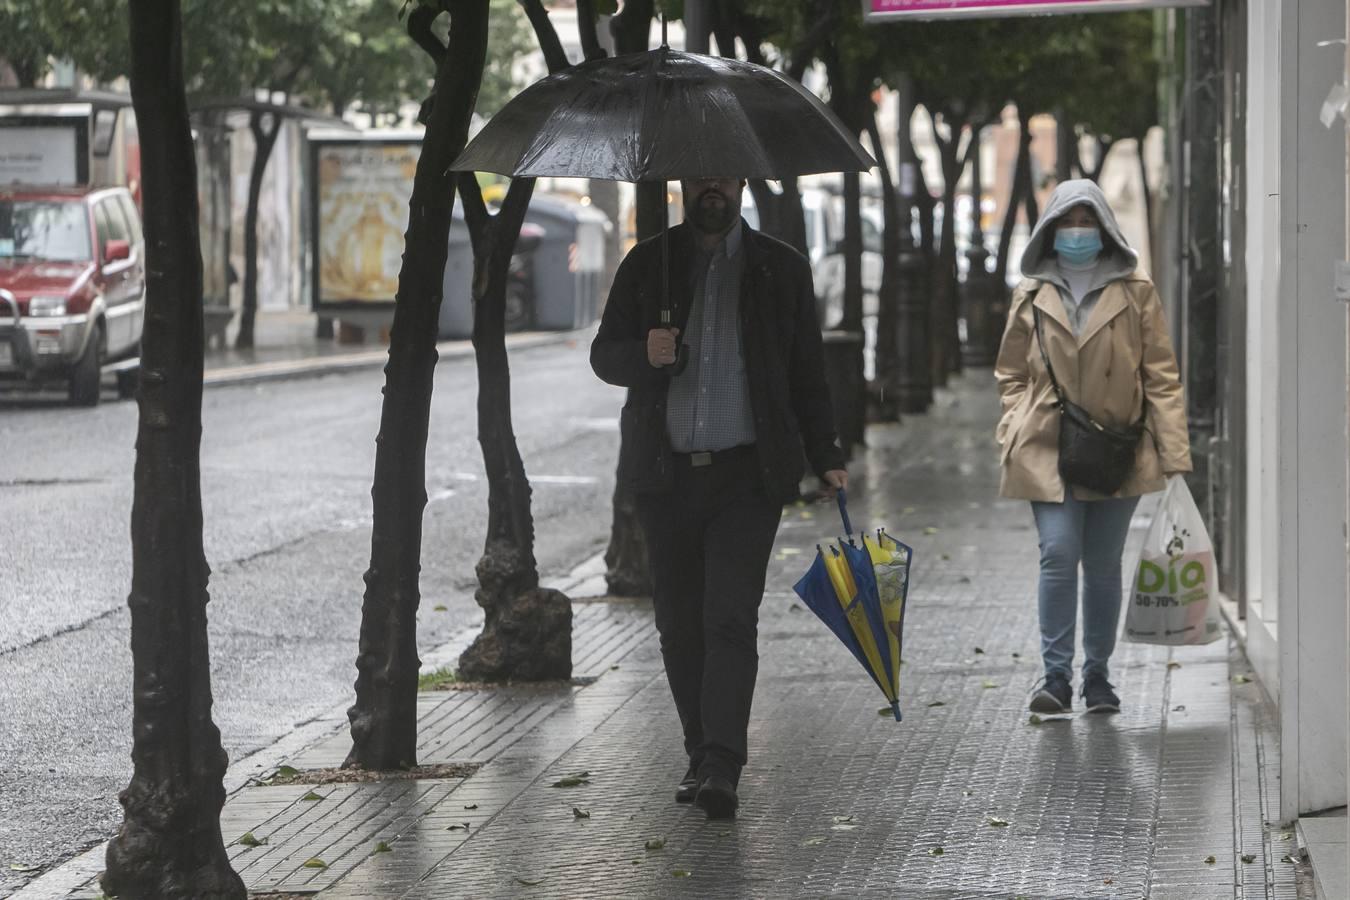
[{"left": 0, "top": 338, "right": 624, "bottom": 894}]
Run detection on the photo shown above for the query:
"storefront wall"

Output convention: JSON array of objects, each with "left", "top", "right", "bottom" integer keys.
[{"left": 1244, "top": 0, "right": 1349, "bottom": 821}]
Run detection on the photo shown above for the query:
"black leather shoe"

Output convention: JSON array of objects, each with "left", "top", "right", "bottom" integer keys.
[
  {"left": 675, "top": 767, "right": 699, "bottom": 803},
  {"left": 694, "top": 776, "right": 738, "bottom": 819}
]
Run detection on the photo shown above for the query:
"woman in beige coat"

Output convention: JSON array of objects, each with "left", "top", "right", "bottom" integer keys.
[{"left": 995, "top": 179, "right": 1191, "bottom": 715}]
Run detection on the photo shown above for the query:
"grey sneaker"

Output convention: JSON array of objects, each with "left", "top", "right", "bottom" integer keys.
[
  {"left": 1030, "top": 672, "right": 1073, "bottom": 713},
  {"left": 1082, "top": 674, "right": 1121, "bottom": 714}
]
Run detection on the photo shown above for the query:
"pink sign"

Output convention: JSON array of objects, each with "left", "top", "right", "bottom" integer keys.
[{"left": 865, "top": 0, "right": 1207, "bottom": 20}]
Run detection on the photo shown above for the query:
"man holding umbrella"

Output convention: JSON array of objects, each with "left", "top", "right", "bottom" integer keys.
[
  {"left": 590, "top": 177, "right": 847, "bottom": 819},
  {"left": 450, "top": 35, "right": 871, "bottom": 818}
]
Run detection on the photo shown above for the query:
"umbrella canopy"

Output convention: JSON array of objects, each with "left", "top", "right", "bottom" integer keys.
[
  {"left": 451, "top": 47, "right": 875, "bottom": 181},
  {"left": 793, "top": 492, "right": 912, "bottom": 721}
]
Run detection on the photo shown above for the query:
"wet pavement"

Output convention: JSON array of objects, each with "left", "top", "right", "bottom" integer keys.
[{"left": 14, "top": 370, "right": 1316, "bottom": 899}]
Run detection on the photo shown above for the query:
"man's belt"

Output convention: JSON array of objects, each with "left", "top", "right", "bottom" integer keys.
[{"left": 674, "top": 444, "right": 757, "bottom": 468}]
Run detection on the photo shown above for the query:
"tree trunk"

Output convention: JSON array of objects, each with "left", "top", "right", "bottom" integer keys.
[
  {"left": 455, "top": 175, "right": 571, "bottom": 680},
  {"left": 866, "top": 114, "right": 901, "bottom": 422},
  {"left": 1082, "top": 135, "right": 1114, "bottom": 183},
  {"left": 931, "top": 111, "right": 967, "bottom": 386},
  {"left": 235, "top": 110, "right": 280, "bottom": 350},
  {"left": 1055, "top": 108, "right": 1074, "bottom": 182},
  {"left": 603, "top": 0, "right": 656, "bottom": 599},
  {"left": 103, "top": 1, "right": 244, "bottom": 897},
  {"left": 457, "top": 0, "right": 572, "bottom": 681},
  {"left": 576, "top": 0, "right": 609, "bottom": 61},
  {"left": 344, "top": 0, "right": 488, "bottom": 772},
  {"left": 994, "top": 106, "right": 1032, "bottom": 288},
  {"left": 1136, "top": 135, "right": 1153, "bottom": 252},
  {"left": 893, "top": 78, "right": 932, "bottom": 414},
  {"left": 841, "top": 171, "right": 864, "bottom": 331}
]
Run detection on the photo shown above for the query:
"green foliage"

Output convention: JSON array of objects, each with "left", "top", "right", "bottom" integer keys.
[
  {"left": 874, "top": 12, "right": 1158, "bottom": 138},
  {"left": 1, "top": 0, "right": 433, "bottom": 121},
  {"left": 0, "top": 0, "right": 128, "bottom": 86}
]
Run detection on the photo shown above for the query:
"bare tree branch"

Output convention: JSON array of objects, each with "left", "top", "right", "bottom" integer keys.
[
  {"left": 408, "top": 3, "right": 447, "bottom": 64},
  {"left": 576, "top": 0, "right": 608, "bottom": 62},
  {"left": 519, "top": 0, "right": 569, "bottom": 74}
]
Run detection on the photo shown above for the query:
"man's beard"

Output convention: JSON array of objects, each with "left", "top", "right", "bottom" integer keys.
[{"left": 685, "top": 189, "right": 739, "bottom": 234}]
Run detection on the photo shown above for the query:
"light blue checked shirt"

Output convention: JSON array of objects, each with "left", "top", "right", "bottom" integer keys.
[{"left": 665, "top": 220, "right": 757, "bottom": 453}]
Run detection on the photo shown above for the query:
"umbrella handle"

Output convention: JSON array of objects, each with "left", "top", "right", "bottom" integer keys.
[{"left": 836, "top": 488, "right": 853, "bottom": 538}]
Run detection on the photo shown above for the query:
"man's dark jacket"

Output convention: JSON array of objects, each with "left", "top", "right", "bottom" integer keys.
[{"left": 590, "top": 219, "right": 844, "bottom": 504}]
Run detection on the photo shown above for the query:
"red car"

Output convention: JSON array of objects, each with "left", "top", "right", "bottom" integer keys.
[{"left": 0, "top": 185, "right": 144, "bottom": 404}]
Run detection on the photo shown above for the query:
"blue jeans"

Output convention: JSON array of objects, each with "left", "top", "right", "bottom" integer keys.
[{"left": 1030, "top": 492, "right": 1140, "bottom": 682}]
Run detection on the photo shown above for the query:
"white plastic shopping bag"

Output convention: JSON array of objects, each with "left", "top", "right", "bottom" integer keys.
[{"left": 1123, "top": 476, "right": 1223, "bottom": 645}]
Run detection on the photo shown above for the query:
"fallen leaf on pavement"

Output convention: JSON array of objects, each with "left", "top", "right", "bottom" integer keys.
[
  {"left": 1233, "top": 674, "right": 1252, "bottom": 684},
  {"left": 374, "top": 841, "right": 392, "bottom": 853},
  {"left": 236, "top": 832, "right": 267, "bottom": 848},
  {"left": 447, "top": 823, "right": 470, "bottom": 831},
  {"left": 981, "top": 680, "right": 998, "bottom": 689},
  {"left": 572, "top": 807, "right": 590, "bottom": 819},
  {"left": 973, "top": 647, "right": 985, "bottom": 655},
  {"left": 8, "top": 863, "right": 39, "bottom": 872},
  {"left": 803, "top": 837, "right": 827, "bottom": 846},
  {"left": 552, "top": 772, "right": 591, "bottom": 787},
  {"left": 927, "top": 701, "right": 946, "bottom": 708},
  {"left": 877, "top": 706, "right": 892, "bottom": 716},
  {"left": 1204, "top": 855, "right": 1216, "bottom": 865},
  {"left": 645, "top": 838, "right": 666, "bottom": 851},
  {"left": 1028, "top": 714, "right": 1044, "bottom": 726},
  {"left": 1167, "top": 662, "right": 1182, "bottom": 670},
  {"left": 924, "top": 527, "right": 939, "bottom": 535},
  {"left": 987, "top": 817, "right": 1010, "bottom": 827},
  {"left": 302, "top": 858, "right": 328, "bottom": 869},
  {"left": 671, "top": 870, "right": 691, "bottom": 878},
  {"left": 464, "top": 804, "right": 479, "bottom": 810},
  {"left": 300, "top": 791, "right": 324, "bottom": 802},
  {"left": 515, "top": 876, "right": 544, "bottom": 886},
  {"left": 928, "top": 847, "right": 944, "bottom": 856},
  {"left": 1241, "top": 854, "right": 1256, "bottom": 864}
]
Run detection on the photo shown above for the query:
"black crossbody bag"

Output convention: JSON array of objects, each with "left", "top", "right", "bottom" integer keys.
[{"left": 1032, "top": 306, "right": 1144, "bottom": 496}]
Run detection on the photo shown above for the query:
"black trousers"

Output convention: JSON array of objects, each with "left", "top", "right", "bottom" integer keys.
[{"left": 636, "top": 445, "right": 783, "bottom": 785}]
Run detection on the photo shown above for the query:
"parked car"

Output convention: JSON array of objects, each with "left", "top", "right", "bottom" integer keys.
[{"left": 0, "top": 185, "right": 144, "bottom": 404}]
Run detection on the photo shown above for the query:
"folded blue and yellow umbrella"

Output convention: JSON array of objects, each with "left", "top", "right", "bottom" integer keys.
[{"left": 792, "top": 490, "right": 913, "bottom": 721}]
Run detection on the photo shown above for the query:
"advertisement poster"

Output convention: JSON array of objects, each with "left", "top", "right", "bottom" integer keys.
[
  {"left": 0, "top": 125, "right": 79, "bottom": 185},
  {"left": 865, "top": 0, "right": 1207, "bottom": 20},
  {"left": 315, "top": 142, "right": 417, "bottom": 306}
]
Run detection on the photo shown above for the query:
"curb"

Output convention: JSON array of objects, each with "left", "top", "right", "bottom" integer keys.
[{"left": 200, "top": 328, "right": 591, "bottom": 389}]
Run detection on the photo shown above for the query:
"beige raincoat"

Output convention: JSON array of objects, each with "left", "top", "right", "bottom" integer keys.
[{"left": 994, "top": 181, "right": 1191, "bottom": 503}]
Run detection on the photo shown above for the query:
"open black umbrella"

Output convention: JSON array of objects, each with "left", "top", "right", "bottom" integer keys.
[{"left": 451, "top": 35, "right": 874, "bottom": 362}]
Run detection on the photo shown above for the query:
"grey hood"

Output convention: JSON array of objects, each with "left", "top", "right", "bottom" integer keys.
[{"left": 1019, "top": 179, "right": 1138, "bottom": 287}]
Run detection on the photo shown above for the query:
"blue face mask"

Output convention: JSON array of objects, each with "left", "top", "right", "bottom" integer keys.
[{"left": 1054, "top": 227, "right": 1103, "bottom": 265}]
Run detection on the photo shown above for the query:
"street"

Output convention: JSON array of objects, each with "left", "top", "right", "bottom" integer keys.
[{"left": 0, "top": 338, "right": 623, "bottom": 894}]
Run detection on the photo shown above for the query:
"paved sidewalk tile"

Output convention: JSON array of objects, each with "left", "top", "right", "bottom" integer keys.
[
  {"left": 54, "top": 372, "right": 1310, "bottom": 899},
  {"left": 317, "top": 372, "right": 1304, "bottom": 899}
]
